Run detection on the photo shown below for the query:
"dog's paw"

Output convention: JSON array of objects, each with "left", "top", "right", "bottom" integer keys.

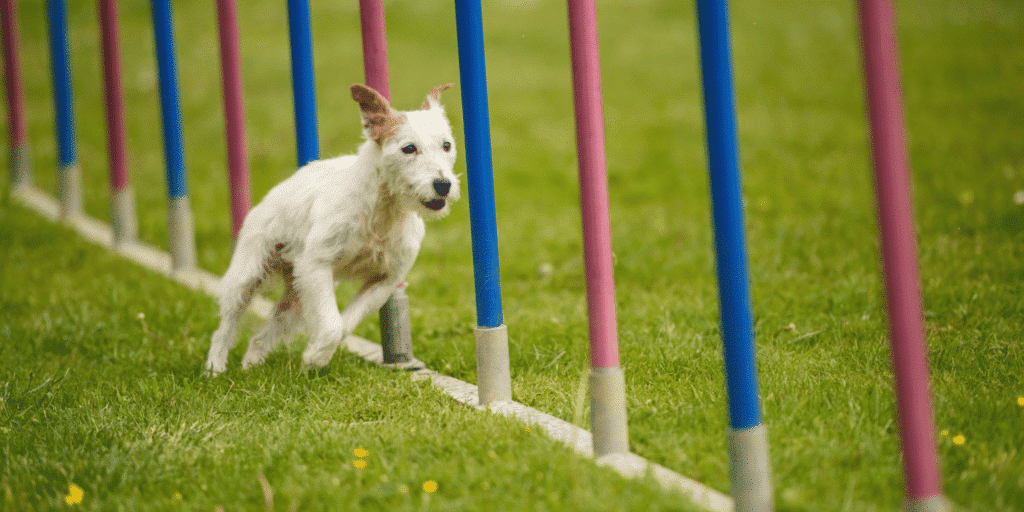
[
  {"left": 301, "top": 342, "right": 338, "bottom": 372},
  {"left": 203, "top": 361, "right": 226, "bottom": 377},
  {"left": 241, "top": 349, "right": 265, "bottom": 370},
  {"left": 301, "top": 352, "right": 333, "bottom": 372}
]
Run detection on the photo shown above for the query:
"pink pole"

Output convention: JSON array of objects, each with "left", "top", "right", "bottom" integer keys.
[
  {"left": 567, "top": 0, "right": 619, "bottom": 370},
  {"left": 98, "top": 0, "right": 128, "bottom": 191},
  {"left": 858, "top": 0, "right": 945, "bottom": 506},
  {"left": 2, "top": 0, "right": 26, "bottom": 146},
  {"left": 359, "top": 0, "right": 390, "bottom": 100},
  {"left": 216, "top": 0, "right": 251, "bottom": 238}
]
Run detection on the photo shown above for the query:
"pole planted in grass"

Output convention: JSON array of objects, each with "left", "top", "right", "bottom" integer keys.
[
  {"left": 566, "top": 0, "right": 629, "bottom": 457},
  {"left": 453, "top": 0, "right": 511, "bottom": 405},
  {"left": 2, "top": 0, "right": 31, "bottom": 189},
  {"left": 694, "top": 0, "right": 773, "bottom": 509},
  {"left": 857, "top": 0, "right": 949, "bottom": 510},
  {"left": 215, "top": 0, "right": 252, "bottom": 241},
  {"left": 357, "top": 0, "right": 421, "bottom": 369},
  {"left": 98, "top": 0, "right": 137, "bottom": 246},
  {"left": 150, "top": 0, "right": 195, "bottom": 272},
  {"left": 46, "top": 0, "right": 81, "bottom": 220}
]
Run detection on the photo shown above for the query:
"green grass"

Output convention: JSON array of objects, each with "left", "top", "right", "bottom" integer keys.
[
  {"left": 3, "top": 0, "right": 1024, "bottom": 510},
  {"left": 0, "top": 203, "right": 703, "bottom": 511}
]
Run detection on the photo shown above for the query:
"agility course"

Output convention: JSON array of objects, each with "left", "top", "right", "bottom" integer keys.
[{"left": 3, "top": 1, "right": 1022, "bottom": 510}]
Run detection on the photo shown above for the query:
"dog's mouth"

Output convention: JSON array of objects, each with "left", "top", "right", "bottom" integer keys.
[{"left": 421, "top": 199, "right": 446, "bottom": 211}]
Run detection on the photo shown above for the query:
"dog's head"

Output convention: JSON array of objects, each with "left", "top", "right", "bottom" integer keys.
[{"left": 351, "top": 84, "right": 460, "bottom": 221}]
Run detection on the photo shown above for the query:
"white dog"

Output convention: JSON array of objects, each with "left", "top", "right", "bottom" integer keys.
[{"left": 204, "top": 83, "right": 459, "bottom": 375}]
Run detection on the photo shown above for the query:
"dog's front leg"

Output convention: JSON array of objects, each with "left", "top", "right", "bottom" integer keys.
[
  {"left": 293, "top": 259, "right": 347, "bottom": 370},
  {"left": 337, "top": 278, "right": 405, "bottom": 344}
]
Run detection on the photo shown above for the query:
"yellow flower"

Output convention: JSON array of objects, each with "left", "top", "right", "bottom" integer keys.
[
  {"left": 952, "top": 435, "right": 965, "bottom": 445},
  {"left": 172, "top": 492, "right": 183, "bottom": 502},
  {"left": 1017, "top": 396, "right": 1024, "bottom": 406},
  {"left": 65, "top": 484, "right": 83, "bottom": 505},
  {"left": 353, "top": 460, "right": 367, "bottom": 469},
  {"left": 423, "top": 481, "right": 438, "bottom": 493},
  {"left": 354, "top": 448, "right": 369, "bottom": 458},
  {"left": 939, "top": 429, "right": 948, "bottom": 436},
  {"left": 398, "top": 484, "right": 409, "bottom": 494}
]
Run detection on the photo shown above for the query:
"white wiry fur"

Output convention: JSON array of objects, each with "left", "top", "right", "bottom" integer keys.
[{"left": 204, "top": 83, "right": 459, "bottom": 375}]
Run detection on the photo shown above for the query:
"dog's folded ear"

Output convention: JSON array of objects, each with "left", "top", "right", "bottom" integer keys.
[
  {"left": 420, "top": 84, "right": 453, "bottom": 110},
  {"left": 351, "top": 84, "right": 392, "bottom": 116},
  {"left": 351, "top": 84, "right": 403, "bottom": 145}
]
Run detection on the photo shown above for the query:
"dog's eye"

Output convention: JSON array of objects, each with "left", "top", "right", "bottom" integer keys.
[
  {"left": 401, "top": 144, "right": 417, "bottom": 154},
  {"left": 442, "top": 141, "right": 452, "bottom": 152}
]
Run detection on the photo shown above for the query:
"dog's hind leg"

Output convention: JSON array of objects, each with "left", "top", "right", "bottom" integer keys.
[
  {"left": 242, "top": 266, "right": 301, "bottom": 369},
  {"left": 205, "top": 250, "right": 264, "bottom": 375}
]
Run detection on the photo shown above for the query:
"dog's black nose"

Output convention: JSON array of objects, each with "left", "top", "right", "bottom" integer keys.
[{"left": 433, "top": 178, "right": 451, "bottom": 197}]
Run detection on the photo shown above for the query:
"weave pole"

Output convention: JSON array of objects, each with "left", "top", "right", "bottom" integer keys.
[
  {"left": 1, "top": 0, "right": 30, "bottom": 188},
  {"left": 453, "top": 0, "right": 511, "bottom": 405},
  {"left": 46, "top": 0, "right": 81, "bottom": 219},
  {"left": 358, "top": 0, "right": 419, "bottom": 369},
  {"left": 694, "top": 0, "right": 773, "bottom": 509},
  {"left": 98, "top": 0, "right": 136, "bottom": 246},
  {"left": 215, "top": 0, "right": 251, "bottom": 239},
  {"left": 150, "top": 0, "right": 196, "bottom": 271},
  {"left": 566, "top": 0, "right": 629, "bottom": 457},
  {"left": 857, "top": 1, "right": 949, "bottom": 511},
  {"left": 359, "top": 0, "right": 390, "bottom": 100},
  {"left": 286, "top": 0, "right": 318, "bottom": 167}
]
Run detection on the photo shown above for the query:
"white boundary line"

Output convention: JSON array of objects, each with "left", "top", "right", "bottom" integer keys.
[{"left": 12, "top": 186, "right": 734, "bottom": 512}]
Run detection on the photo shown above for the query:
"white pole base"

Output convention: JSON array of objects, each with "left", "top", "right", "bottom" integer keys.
[
  {"left": 110, "top": 186, "right": 138, "bottom": 247},
  {"left": 728, "top": 424, "right": 774, "bottom": 512},
  {"left": 474, "top": 324, "right": 511, "bottom": 404},
  {"left": 10, "top": 143, "right": 32, "bottom": 189},
  {"left": 905, "top": 496, "right": 952, "bottom": 512},
  {"left": 167, "top": 195, "right": 196, "bottom": 273},
  {"left": 58, "top": 163, "right": 82, "bottom": 220},
  {"left": 589, "top": 366, "right": 629, "bottom": 456}
]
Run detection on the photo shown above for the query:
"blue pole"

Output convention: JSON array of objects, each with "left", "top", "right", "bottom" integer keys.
[
  {"left": 150, "top": 0, "right": 187, "bottom": 200},
  {"left": 286, "top": 0, "right": 319, "bottom": 166},
  {"left": 695, "top": 0, "right": 773, "bottom": 509},
  {"left": 453, "top": 0, "right": 510, "bottom": 406},
  {"left": 150, "top": 0, "right": 195, "bottom": 270},
  {"left": 696, "top": 0, "right": 760, "bottom": 433},
  {"left": 45, "top": 0, "right": 74, "bottom": 168},
  {"left": 453, "top": 0, "right": 503, "bottom": 329}
]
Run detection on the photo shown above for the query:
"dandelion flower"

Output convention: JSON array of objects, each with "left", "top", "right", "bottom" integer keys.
[
  {"left": 353, "top": 460, "right": 367, "bottom": 470},
  {"left": 1017, "top": 396, "right": 1024, "bottom": 406},
  {"left": 953, "top": 435, "right": 965, "bottom": 445},
  {"left": 65, "top": 484, "right": 83, "bottom": 505},
  {"left": 354, "top": 448, "right": 369, "bottom": 458},
  {"left": 423, "top": 481, "right": 438, "bottom": 493},
  {"left": 399, "top": 484, "right": 409, "bottom": 494}
]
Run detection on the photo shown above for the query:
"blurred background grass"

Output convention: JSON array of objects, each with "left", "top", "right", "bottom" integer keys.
[{"left": 3, "top": 0, "right": 1023, "bottom": 510}]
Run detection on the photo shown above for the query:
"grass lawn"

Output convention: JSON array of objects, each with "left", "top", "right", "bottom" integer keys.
[{"left": 3, "top": 0, "right": 1023, "bottom": 510}]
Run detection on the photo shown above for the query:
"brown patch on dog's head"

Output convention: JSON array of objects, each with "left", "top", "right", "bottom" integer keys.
[
  {"left": 351, "top": 84, "right": 404, "bottom": 145},
  {"left": 420, "top": 83, "right": 453, "bottom": 110}
]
